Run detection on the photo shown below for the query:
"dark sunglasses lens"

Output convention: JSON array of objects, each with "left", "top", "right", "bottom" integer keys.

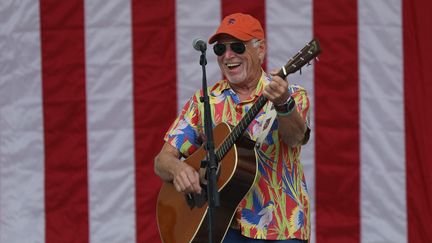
[
  {"left": 213, "top": 44, "right": 226, "bottom": 56},
  {"left": 231, "top": 42, "right": 245, "bottom": 54}
]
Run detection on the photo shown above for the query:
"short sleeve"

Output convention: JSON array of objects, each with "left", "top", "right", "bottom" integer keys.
[
  {"left": 290, "top": 85, "right": 311, "bottom": 144},
  {"left": 164, "top": 93, "right": 202, "bottom": 157}
]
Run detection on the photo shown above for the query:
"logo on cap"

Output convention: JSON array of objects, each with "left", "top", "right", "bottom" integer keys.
[{"left": 228, "top": 18, "right": 236, "bottom": 25}]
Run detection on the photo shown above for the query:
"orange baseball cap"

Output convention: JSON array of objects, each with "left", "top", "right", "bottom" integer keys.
[{"left": 208, "top": 13, "right": 265, "bottom": 44}]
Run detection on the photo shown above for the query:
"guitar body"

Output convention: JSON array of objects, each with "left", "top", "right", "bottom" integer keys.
[{"left": 156, "top": 122, "right": 258, "bottom": 243}]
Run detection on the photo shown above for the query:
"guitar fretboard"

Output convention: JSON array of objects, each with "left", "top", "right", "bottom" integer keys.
[{"left": 215, "top": 95, "right": 268, "bottom": 161}]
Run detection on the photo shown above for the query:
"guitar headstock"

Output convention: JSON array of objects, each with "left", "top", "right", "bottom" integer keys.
[{"left": 276, "top": 38, "right": 321, "bottom": 79}]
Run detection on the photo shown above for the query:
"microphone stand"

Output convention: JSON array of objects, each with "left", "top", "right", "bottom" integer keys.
[{"left": 198, "top": 46, "right": 219, "bottom": 243}]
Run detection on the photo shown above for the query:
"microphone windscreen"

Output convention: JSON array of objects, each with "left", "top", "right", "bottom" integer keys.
[{"left": 192, "top": 38, "right": 206, "bottom": 51}]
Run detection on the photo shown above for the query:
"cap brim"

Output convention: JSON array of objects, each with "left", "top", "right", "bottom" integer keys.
[{"left": 208, "top": 30, "right": 255, "bottom": 44}]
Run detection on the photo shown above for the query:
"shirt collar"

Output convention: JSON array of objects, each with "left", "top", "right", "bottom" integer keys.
[{"left": 210, "top": 70, "right": 270, "bottom": 98}]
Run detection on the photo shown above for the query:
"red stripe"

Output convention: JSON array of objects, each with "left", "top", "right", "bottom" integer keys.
[
  {"left": 313, "top": 1, "right": 360, "bottom": 242},
  {"left": 39, "top": 1, "right": 89, "bottom": 242},
  {"left": 403, "top": 0, "right": 432, "bottom": 242},
  {"left": 221, "top": 0, "right": 266, "bottom": 71},
  {"left": 221, "top": 0, "right": 265, "bottom": 31},
  {"left": 131, "top": 1, "right": 177, "bottom": 242}
]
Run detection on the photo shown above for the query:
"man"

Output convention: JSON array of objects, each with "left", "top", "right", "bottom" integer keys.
[{"left": 154, "top": 13, "right": 311, "bottom": 242}]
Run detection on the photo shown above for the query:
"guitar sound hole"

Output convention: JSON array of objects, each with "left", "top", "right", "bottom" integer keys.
[{"left": 184, "top": 186, "right": 207, "bottom": 209}]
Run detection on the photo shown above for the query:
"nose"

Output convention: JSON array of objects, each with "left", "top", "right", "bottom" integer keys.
[{"left": 223, "top": 45, "right": 236, "bottom": 58}]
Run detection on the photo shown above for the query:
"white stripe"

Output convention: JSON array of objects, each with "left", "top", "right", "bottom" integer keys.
[
  {"left": 266, "top": 1, "right": 315, "bottom": 242},
  {"left": 0, "top": 1, "right": 45, "bottom": 242},
  {"left": 359, "top": 0, "right": 406, "bottom": 242},
  {"left": 176, "top": 0, "right": 221, "bottom": 112},
  {"left": 84, "top": 1, "right": 136, "bottom": 242}
]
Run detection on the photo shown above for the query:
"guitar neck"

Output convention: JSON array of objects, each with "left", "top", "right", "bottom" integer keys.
[{"left": 215, "top": 95, "right": 268, "bottom": 161}]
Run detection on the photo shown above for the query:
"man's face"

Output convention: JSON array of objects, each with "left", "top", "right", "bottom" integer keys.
[{"left": 215, "top": 36, "right": 265, "bottom": 85}]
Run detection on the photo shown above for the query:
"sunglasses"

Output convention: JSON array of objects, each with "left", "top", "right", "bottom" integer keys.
[{"left": 213, "top": 42, "right": 247, "bottom": 56}]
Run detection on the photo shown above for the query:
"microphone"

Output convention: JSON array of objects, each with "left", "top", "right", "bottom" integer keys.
[{"left": 192, "top": 38, "right": 207, "bottom": 52}]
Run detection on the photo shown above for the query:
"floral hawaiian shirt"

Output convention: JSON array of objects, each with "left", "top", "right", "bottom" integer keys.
[{"left": 164, "top": 72, "right": 311, "bottom": 240}]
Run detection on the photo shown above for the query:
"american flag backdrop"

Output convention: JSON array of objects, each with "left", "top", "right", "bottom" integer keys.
[{"left": 0, "top": 0, "right": 431, "bottom": 243}]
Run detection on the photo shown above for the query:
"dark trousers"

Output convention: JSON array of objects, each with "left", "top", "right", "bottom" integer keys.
[{"left": 223, "top": 228, "right": 308, "bottom": 243}]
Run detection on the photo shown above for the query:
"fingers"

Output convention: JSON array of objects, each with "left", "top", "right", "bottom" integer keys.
[
  {"left": 190, "top": 170, "right": 202, "bottom": 193},
  {"left": 173, "top": 163, "right": 202, "bottom": 194},
  {"left": 263, "top": 75, "right": 290, "bottom": 105},
  {"left": 184, "top": 169, "right": 202, "bottom": 193},
  {"left": 269, "top": 68, "right": 279, "bottom": 75}
]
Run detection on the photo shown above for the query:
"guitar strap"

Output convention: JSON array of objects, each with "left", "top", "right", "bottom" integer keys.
[
  {"left": 256, "top": 85, "right": 296, "bottom": 149},
  {"left": 255, "top": 102, "right": 277, "bottom": 149}
]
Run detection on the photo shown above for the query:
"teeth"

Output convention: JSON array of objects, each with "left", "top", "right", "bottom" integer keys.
[{"left": 227, "top": 63, "right": 240, "bottom": 67}]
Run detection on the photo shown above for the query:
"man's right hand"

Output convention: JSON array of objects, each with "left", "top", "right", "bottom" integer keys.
[
  {"left": 172, "top": 162, "right": 202, "bottom": 194},
  {"left": 154, "top": 142, "right": 202, "bottom": 194}
]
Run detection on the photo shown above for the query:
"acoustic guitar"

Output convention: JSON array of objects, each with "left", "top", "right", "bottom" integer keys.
[{"left": 156, "top": 39, "right": 321, "bottom": 243}]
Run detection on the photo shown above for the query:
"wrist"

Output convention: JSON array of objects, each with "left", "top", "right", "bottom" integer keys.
[
  {"left": 275, "top": 96, "right": 296, "bottom": 116},
  {"left": 274, "top": 96, "right": 289, "bottom": 107}
]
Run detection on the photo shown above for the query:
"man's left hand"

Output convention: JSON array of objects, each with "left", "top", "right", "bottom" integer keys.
[{"left": 263, "top": 70, "right": 290, "bottom": 105}]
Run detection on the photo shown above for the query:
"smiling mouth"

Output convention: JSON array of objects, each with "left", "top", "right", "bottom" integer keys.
[{"left": 226, "top": 63, "right": 241, "bottom": 70}]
